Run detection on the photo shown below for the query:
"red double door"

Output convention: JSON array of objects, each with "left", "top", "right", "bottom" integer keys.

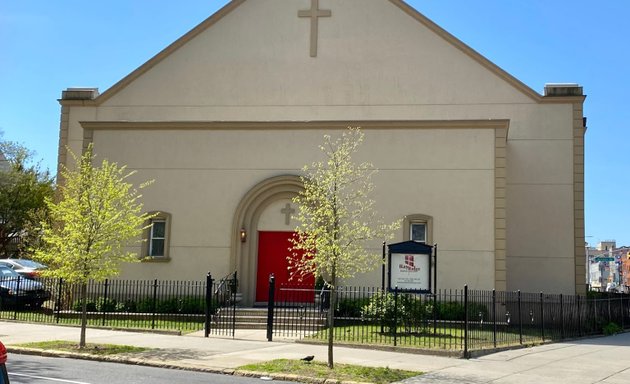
[{"left": 255, "top": 231, "right": 314, "bottom": 303}]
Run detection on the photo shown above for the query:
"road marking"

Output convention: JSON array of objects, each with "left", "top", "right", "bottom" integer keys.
[{"left": 9, "top": 372, "right": 91, "bottom": 384}]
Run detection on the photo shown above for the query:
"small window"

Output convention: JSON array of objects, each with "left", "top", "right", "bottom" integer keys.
[
  {"left": 141, "top": 212, "right": 171, "bottom": 261},
  {"left": 403, "top": 214, "right": 433, "bottom": 244},
  {"left": 149, "top": 219, "right": 166, "bottom": 257},
  {"left": 410, "top": 223, "right": 427, "bottom": 243}
]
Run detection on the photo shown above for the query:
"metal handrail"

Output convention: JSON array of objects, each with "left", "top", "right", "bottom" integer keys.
[
  {"left": 214, "top": 270, "right": 236, "bottom": 294},
  {"left": 213, "top": 271, "right": 237, "bottom": 307}
]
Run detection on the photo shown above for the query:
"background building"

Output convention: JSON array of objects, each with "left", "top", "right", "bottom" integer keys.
[{"left": 587, "top": 240, "right": 629, "bottom": 292}]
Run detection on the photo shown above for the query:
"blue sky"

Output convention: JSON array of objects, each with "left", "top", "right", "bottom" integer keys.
[{"left": 1, "top": 1, "right": 628, "bottom": 246}]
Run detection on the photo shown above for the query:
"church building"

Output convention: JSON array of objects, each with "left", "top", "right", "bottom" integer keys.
[{"left": 57, "top": 0, "right": 587, "bottom": 305}]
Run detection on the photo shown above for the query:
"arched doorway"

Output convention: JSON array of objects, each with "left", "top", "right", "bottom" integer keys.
[{"left": 230, "top": 175, "right": 305, "bottom": 306}]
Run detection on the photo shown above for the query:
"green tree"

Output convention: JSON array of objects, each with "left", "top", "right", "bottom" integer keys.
[
  {"left": 289, "top": 128, "right": 399, "bottom": 368},
  {"left": 35, "top": 144, "right": 154, "bottom": 348},
  {"left": 0, "top": 138, "right": 54, "bottom": 258}
]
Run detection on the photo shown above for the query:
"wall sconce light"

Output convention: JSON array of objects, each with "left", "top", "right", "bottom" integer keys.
[{"left": 240, "top": 228, "right": 247, "bottom": 243}]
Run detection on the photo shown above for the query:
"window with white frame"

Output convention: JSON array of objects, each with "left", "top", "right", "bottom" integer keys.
[
  {"left": 149, "top": 219, "right": 166, "bottom": 257},
  {"left": 142, "top": 212, "right": 171, "bottom": 261}
]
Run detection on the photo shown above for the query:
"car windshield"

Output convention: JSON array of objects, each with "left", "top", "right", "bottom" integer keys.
[
  {"left": 0, "top": 265, "right": 20, "bottom": 278},
  {"left": 13, "top": 259, "right": 46, "bottom": 269}
]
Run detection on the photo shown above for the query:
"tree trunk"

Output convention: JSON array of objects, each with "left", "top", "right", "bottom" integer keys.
[
  {"left": 79, "top": 282, "right": 88, "bottom": 348},
  {"left": 327, "top": 267, "right": 336, "bottom": 369}
]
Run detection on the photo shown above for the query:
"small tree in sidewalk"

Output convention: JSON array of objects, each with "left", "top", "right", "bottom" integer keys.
[
  {"left": 289, "top": 127, "right": 399, "bottom": 368},
  {"left": 34, "top": 144, "right": 155, "bottom": 348}
]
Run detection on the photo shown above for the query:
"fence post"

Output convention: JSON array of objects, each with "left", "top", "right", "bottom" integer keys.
[
  {"left": 380, "top": 289, "right": 385, "bottom": 335},
  {"left": 393, "top": 287, "right": 398, "bottom": 347},
  {"left": 231, "top": 271, "right": 238, "bottom": 338},
  {"left": 619, "top": 294, "right": 626, "bottom": 329},
  {"left": 464, "top": 285, "right": 469, "bottom": 358},
  {"left": 492, "top": 289, "right": 497, "bottom": 348},
  {"left": 560, "top": 293, "right": 565, "bottom": 340},
  {"left": 267, "top": 274, "right": 275, "bottom": 342},
  {"left": 433, "top": 290, "right": 437, "bottom": 336},
  {"left": 56, "top": 278, "right": 63, "bottom": 324},
  {"left": 14, "top": 276, "right": 22, "bottom": 320},
  {"left": 577, "top": 294, "right": 582, "bottom": 337},
  {"left": 151, "top": 279, "right": 158, "bottom": 330},
  {"left": 518, "top": 290, "right": 523, "bottom": 345},
  {"left": 205, "top": 272, "right": 213, "bottom": 338},
  {"left": 591, "top": 297, "right": 599, "bottom": 328},
  {"left": 101, "top": 279, "right": 109, "bottom": 327},
  {"left": 540, "top": 292, "right": 545, "bottom": 342},
  {"left": 607, "top": 293, "right": 612, "bottom": 324}
]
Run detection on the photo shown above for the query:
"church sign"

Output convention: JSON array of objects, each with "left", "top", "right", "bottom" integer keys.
[{"left": 387, "top": 241, "right": 436, "bottom": 294}]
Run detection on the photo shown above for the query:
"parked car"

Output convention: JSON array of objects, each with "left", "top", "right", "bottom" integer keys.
[
  {"left": 0, "top": 265, "right": 51, "bottom": 308},
  {"left": 0, "top": 340, "right": 8, "bottom": 384},
  {"left": 0, "top": 259, "right": 47, "bottom": 279}
]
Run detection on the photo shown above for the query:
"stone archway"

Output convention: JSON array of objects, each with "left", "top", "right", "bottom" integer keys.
[{"left": 230, "top": 175, "right": 303, "bottom": 306}]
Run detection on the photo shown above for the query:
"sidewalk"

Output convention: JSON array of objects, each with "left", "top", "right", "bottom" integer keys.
[
  {"left": 0, "top": 322, "right": 459, "bottom": 374},
  {"left": 2, "top": 321, "right": 630, "bottom": 383}
]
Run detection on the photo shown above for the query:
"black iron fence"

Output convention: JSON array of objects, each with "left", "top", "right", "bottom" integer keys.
[
  {"left": 269, "top": 284, "right": 630, "bottom": 356},
  {"left": 205, "top": 271, "right": 238, "bottom": 337},
  {"left": 0, "top": 275, "right": 220, "bottom": 333},
  {"left": 2, "top": 272, "right": 629, "bottom": 356}
]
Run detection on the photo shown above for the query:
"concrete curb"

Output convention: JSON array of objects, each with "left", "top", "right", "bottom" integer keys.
[{"left": 233, "top": 369, "right": 374, "bottom": 384}]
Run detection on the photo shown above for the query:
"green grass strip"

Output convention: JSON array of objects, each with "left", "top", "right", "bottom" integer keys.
[
  {"left": 238, "top": 359, "right": 421, "bottom": 384},
  {"left": 16, "top": 340, "right": 149, "bottom": 355}
]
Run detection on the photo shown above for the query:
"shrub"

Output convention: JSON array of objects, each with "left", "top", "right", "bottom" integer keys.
[
  {"left": 136, "top": 297, "right": 205, "bottom": 314},
  {"left": 436, "top": 301, "right": 488, "bottom": 321},
  {"left": 361, "top": 292, "right": 406, "bottom": 332},
  {"left": 71, "top": 296, "right": 206, "bottom": 314},
  {"left": 436, "top": 301, "right": 464, "bottom": 321},
  {"left": 400, "top": 295, "right": 433, "bottom": 333},
  {"left": 335, "top": 297, "right": 371, "bottom": 318},
  {"left": 72, "top": 299, "right": 98, "bottom": 312},
  {"left": 98, "top": 298, "right": 118, "bottom": 312},
  {"left": 179, "top": 297, "right": 206, "bottom": 314},
  {"left": 71, "top": 297, "right": 125, "bottom": 312},
  {"left": 360, "top": 292, "right": 437, "bottom": 334},
  {"left": 361, "top": 292, "right": 413, "bottom": 333},
  {"left": 603, "top": 322, "right": 622, "bottom": 335}
]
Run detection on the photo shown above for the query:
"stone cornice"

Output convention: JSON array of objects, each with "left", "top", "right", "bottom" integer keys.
[
  {"left": 539, "top": 95, "right": 587, "bottom": 104},
  {"left": 80, "top": 119, "right": 511, "bottom": 132},
  {"left": 58, "top": 99, "right": 97, "bottom": 106}
]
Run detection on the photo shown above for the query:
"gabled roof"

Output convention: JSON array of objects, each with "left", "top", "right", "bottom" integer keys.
[
  {"left": 75, "top": 0, "right": 578, "bottom": 106},
  {"left": 93, "top": 0, "right": 246, "bottom": 105}
]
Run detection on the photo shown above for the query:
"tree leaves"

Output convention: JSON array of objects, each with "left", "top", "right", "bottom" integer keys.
[
  {"left": 34, "top": 144, "right": 154, "bottom": 284},
  {"left": 289, "top": 127, "right": 401, "bottom": 368},
  {"left": 289, "top": 128, "right": 400, "bottom": 287}
]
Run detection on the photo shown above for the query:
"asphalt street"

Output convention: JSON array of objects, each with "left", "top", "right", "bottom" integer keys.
[{"left": 7, "top": 354, "right": 298, "bottom": 384}]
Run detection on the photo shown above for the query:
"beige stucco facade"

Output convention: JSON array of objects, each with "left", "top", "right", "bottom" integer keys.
[{"left": 57, "top": 0, "right": 586, "bottom": 303}]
